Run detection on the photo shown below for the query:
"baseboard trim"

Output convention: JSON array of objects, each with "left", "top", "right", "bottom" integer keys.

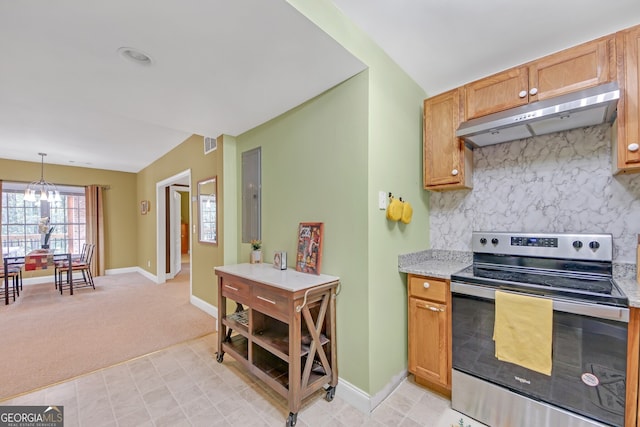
[
  {"left": 336, "top": 369, "right": 408, "bottom": 414},
  {"left": 21, "top": 276, "right": 55, "bottom": 286},
  {"left": 105, "top": 266, "right": 158, "bottom": 283},
  {"left": 190, "top": 295, "right": 218, "bottom": 328},
  {"left": 369, "top": 369, "right": 408, "bottom": 410}
]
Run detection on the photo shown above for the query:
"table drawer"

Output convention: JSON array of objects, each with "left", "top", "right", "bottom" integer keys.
[
  {"left": 408, "top": 275, "right": 447, "bottom": 303},
  {"left": 221, "top": 279, "right": 250, "bottom": 304},
  {"left": 251, "top": 285, "right": 289, "bottom": 321}
]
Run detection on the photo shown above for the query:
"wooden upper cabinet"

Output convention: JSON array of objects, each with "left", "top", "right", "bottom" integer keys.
[
  {"left": 465, "top": 66, "right": 529, "bottom": 120},
  {"left": 614, "top": 25, "right": 640, "bottom": 174},
  {"left": 423, "top": 88, "right": 472, "bottom": 191},
  {"left": 465, "top": 36, "right": 615, "bottom": 120}
]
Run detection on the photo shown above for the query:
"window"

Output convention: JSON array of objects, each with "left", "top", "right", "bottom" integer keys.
[{"left": 1, "top": 182, "right": 86, "bottom": 257}]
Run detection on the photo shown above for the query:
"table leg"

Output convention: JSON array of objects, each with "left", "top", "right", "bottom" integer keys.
[
  {"left": 4, "top": 258, "right": 8, "bottom": 305},
  {"left": 67, "top": 254, "right": 73, "bottom": 295}
]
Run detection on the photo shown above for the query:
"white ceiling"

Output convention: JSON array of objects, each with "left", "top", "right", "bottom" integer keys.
[
  {"left": 3, "top": 1, "right": 640, "bottom": 174},
  {"left": 330, "top": 0, "right": 640, "bottom": 96},
  {"left": 0, "top": 0, "right": 365, "bottom": 172}
]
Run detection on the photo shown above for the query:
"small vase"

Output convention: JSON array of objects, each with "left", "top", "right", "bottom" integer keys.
[{"left": 250, "top": 250, "right": 262, "bottom": 264}]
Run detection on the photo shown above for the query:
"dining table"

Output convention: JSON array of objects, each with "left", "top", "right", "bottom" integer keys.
[{"left": 3, "top": 250, "right": 71, "bottom": 305}]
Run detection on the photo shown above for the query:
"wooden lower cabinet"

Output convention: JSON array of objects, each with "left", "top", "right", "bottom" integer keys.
[
  {"left": 407, "top": 274, "right": 451, "bottom": 396},
  {"left": 215, "top": 264, "right": 339, "bottom": 427}
]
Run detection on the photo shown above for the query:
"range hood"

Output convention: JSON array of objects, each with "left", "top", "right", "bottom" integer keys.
[{"left": 456, "top": 82, "right": 620, "bottom": 147}]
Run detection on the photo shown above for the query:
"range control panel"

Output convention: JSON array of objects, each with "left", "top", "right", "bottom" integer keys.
[
  {"left": 510, "top": 236, "right": 558, "bottom": 248},
  {"left": 472, "top": 231, "right": 613, "bottom": 261}
]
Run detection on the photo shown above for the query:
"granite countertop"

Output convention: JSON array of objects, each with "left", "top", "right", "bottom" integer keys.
[
  {"left": 398, "top": 249, "right": 471, "bottom": 279},
  {"left": 399, "top": 249, "right": 640, "bottom": 308}
]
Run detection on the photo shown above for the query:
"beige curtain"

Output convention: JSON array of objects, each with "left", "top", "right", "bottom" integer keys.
[
  {"left": 0, "top": 181, "right": 3, "bottom": 254},
  {"left": 85, "top": 185, "right": 105, "bottom": 277}
]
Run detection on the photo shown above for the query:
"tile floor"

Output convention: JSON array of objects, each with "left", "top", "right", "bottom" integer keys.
[{"left": 1, "top": 334, "right": 464, "bottom": 426}]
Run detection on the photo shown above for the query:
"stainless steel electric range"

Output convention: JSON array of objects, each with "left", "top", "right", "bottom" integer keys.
[{"left": 450, "top": 231, "right": 629, "bottom": 427}]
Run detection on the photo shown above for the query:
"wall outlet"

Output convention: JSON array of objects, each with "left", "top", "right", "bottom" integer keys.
[
  {"left": 147, "top": 260, "right": 151, "bottom": 267},
  {"left": 378, "top": 191, "right": 388, "bottom": 210}
]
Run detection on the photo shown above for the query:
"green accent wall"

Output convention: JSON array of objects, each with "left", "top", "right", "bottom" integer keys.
[
  {"left": 226, "top": 0, "right": 429, "bottom": 396},
  {"left": 235, "top": 72, "right": 371, "bottom": 389}
]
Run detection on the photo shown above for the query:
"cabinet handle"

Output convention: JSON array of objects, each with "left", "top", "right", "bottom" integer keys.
[
  {"left": 224, "top": 284, "right": 239, "bottom": 291},
  {"left": 628, "top": 143, "right": 640, "bottom": 152},
  {"left": 419, "top": 301, "right": 444, "bottom": 312},
  {"left": 529, "top": 87, "right": 538, "bottom": 96},
  {"left": 451, "top": 169, "right": 459, "bottom": 176},
  {"left": 423, "top": 282, "right": 430, "bottom": 289},
  {"left": 256, "top": 295, "right": 276, "bottom": 305},
  {"left": 518, "top": 90, "right": 527, "bottom": 98}
]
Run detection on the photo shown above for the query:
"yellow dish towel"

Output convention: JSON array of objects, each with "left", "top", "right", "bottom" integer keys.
[{"left": 493, "top": 291, "right": 553, "bottom": 376}]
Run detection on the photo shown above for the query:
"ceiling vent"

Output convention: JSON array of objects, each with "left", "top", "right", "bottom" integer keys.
[{"left": 204, "top": 136, "right": 217, "bottom": 154}]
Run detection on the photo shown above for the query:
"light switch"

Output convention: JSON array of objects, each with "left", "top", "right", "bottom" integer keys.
[{"left": 378, "top": 191, "right": 388, "bottom": 210}]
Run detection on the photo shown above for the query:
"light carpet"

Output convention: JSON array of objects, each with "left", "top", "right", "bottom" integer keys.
[{"left": 0, "top": 265, "right": 215, "bottom": 400}]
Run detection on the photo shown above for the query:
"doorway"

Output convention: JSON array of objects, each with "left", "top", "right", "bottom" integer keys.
[{"left": 155, "top": 169, "right": 191, "bottom": 291}]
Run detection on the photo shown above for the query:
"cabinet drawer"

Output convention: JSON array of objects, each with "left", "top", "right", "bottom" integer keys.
[
  {"left": 251, "top": 286, "right": 290, "bottom": 321},
  {"left": 408, "top": 276, "right": 448, "bottom": 303},
  {"left": 221, "top": 279, "right": 250, "bottom": 304}
]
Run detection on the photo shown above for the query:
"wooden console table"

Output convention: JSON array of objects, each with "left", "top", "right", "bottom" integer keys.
[{"left": 214, "top": 263, "right": 339, "bottom": 427}]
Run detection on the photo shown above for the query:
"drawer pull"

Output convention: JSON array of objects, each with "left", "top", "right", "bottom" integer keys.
[
  {"left": 256, "top": 295, "right": 276, "bottom": 305},
  {"left": 419, "top": 302, "right": 444, "bottom": 312},
  {"left": 423, "top": 282, "right": 430, "bottom": 289},
  {"left": 628, "top": 143, "right": 639, "bottom": 152},
  {"left": 224, "top": 284, "right": 239, "bottom": 291}
]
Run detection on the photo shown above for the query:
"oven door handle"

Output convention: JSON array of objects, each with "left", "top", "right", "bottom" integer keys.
[{"left": 451, "top": 282, "right": 629, "bottom": 323}]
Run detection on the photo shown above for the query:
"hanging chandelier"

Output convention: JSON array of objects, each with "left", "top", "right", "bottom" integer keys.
[{"left": 24, "top": 153, "right": 61, "bottom": 203}]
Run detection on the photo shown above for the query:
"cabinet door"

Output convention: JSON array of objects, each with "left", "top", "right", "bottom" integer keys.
[
  {"left": 423, "top": 88, "right": 471, "bottom": 190},
  {"left": 530, "top": 37, "right": 614, "bottom": 102},
  {"left": 464, "top": 66, "right": 529, "bottom": 119},
  {"left": 615, "top": 26, "right": 640, "bottom": 173},
  {"left": 408, "top": 297, "right": 448, "bottom": 386}
]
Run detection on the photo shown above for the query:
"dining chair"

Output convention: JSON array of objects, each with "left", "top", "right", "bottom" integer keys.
[
  {"left": 55, "top": 243, "right": 88, "bottom": 290},
  {"left": 57, "top": 244, "right": 95, "bottom": 295},
  {"left": 0, "top": 264, "right": 21, "bottom": 303}
]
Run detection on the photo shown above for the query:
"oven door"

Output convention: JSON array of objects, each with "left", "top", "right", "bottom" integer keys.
[{"left": 451, "top": 282, "right": 629, "bottom": 427}]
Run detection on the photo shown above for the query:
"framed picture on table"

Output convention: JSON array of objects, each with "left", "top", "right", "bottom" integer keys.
[{"left": 296, "top": 222, "right": 324, "bottom": 275}]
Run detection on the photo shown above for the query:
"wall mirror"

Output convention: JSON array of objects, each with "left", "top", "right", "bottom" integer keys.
[{"left": 198, "top": 176, "right": 217, "bottom": 245}]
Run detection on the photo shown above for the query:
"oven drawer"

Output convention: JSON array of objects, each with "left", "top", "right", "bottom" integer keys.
[{"left": 409, "top": 275, "right": 448, "bottom": 303}]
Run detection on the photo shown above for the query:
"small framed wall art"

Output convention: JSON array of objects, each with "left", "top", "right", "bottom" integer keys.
[
  {"left": 140, "top": 200, "right": 150, "bottom": 215},
  {"left": 296, "top": 222, "right": 324, "bottom": 275}
]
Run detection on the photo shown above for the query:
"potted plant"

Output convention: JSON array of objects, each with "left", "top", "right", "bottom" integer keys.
[{"left": 250, "top": 239, "right": 262, "bottom": 264}]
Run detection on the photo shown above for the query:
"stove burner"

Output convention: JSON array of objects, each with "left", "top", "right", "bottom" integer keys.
[
  {"left": 474, "top": 266, "right": 614, "bottom": 295},
  {"left": 452, "top": 232, "right": 629, "bottom": 307}
]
